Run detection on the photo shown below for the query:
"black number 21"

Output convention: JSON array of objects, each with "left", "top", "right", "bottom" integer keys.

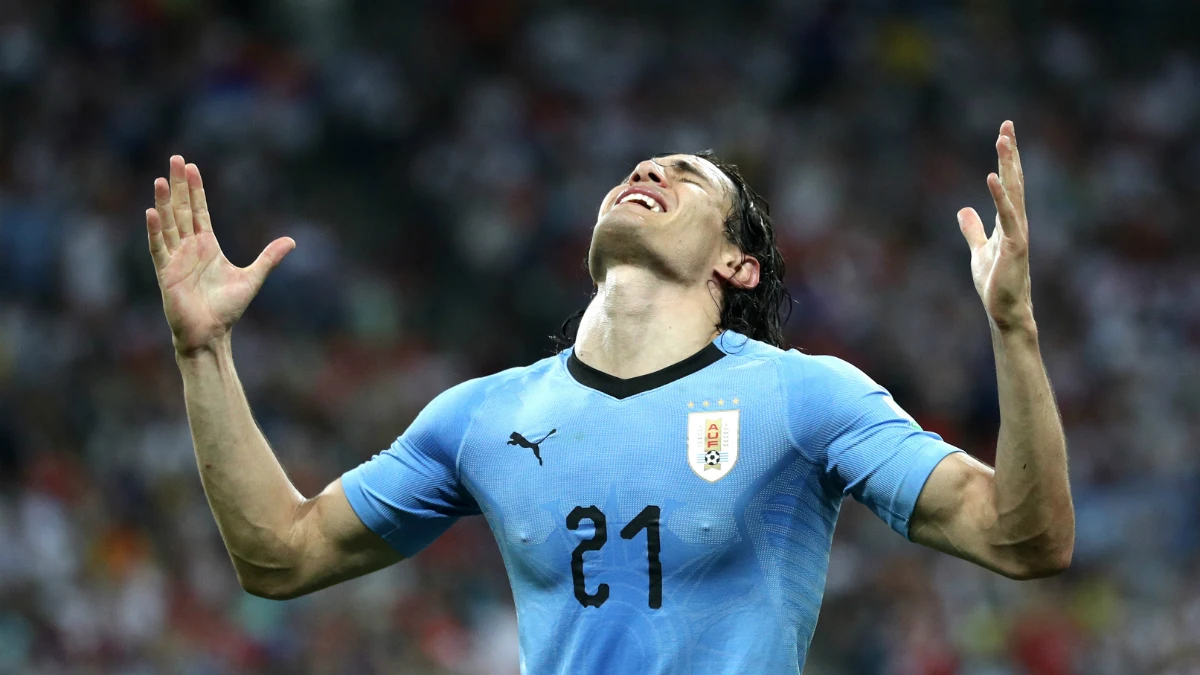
[{"left": 566, "top": 504, "right": 662, "bottom": 609}]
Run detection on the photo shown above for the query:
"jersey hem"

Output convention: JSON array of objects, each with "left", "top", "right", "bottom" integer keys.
[
  {"left": 340, "top": 468, "right": 413, "bottom": 557},
  {"left": 895, "top": 446, "right": 964, "bottom": 540}
]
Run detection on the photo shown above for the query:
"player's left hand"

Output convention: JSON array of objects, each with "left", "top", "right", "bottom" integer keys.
[{"left": 957, "top": 120, "right": 1035, "bottom": 334}]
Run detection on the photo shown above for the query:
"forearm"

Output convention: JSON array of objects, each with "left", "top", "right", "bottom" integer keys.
[
  {"left": 988, "top": 318, "right": 1073, "bottom": 571},
  {"left": 177, "top": 336, "right": 304, "bottom": 579},
  {"left": 915, "top": 122, "right": 1072, "bottom": 578},
  {"left": 146, "top": 157, "right": 394, "bottom": 600}
]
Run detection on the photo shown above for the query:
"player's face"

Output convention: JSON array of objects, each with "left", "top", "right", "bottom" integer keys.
[{"left": 590, "top": 154, "right": 739, "bottom": 284}]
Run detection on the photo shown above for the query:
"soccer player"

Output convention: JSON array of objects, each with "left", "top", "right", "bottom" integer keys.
[{"left": 144, "top": 121, "right": 1072, "bottom": 673}]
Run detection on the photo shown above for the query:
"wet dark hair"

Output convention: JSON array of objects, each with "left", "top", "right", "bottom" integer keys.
[{"left": 553, "top": 150, "right": 792, "bottom": 350}]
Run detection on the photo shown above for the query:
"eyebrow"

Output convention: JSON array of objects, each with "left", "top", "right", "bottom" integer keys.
[{"left": 661, "top": 158, "right": 716, "bottom": 189}]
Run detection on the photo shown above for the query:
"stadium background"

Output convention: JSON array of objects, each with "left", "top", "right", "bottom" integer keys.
[{"left": 1, "top": 0, "right": 1199, "bottom": 673}]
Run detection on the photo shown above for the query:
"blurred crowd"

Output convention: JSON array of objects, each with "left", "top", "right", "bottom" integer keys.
[{"left": 1, "top": 0, "right": 1199, "bottom": 673}]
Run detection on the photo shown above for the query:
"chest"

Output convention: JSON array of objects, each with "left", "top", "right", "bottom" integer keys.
[
  {"left": 466, "top": 378, "right": 793, "bottom": 499},
  {"left": 455, "top": 377, "right": 808, "bottom": 590}
]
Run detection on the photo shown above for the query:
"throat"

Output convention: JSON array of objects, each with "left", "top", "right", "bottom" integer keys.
[{"left": 573, "top": 272, "right": 724, "bottom": 380}]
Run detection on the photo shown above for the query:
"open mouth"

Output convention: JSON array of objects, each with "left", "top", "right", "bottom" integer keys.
[{"left": 615, "top": 188, "right": 667, "bottom": 213}]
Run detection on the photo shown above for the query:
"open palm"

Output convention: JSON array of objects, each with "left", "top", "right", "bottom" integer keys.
[
  {"left": 957, "top": 121, "right": 1034, "bottom": 333},
  {"left": 146, "top": 156, "right": 295, "bottom": 355}
]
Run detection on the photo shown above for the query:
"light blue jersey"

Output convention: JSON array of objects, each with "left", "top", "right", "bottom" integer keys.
[{"left": 342, "top": 331, "right": 961, "bottom": 674}]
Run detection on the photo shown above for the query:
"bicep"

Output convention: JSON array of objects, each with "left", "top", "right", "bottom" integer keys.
[
  {"left": 289, "top": 478, "right": 405, "bottom": 597},
  {"left": 909, "top": 452, "right": 1006, "bottom": 572},
  {"left": 787, "top": 354, "right": 965, "bottom": 538},
  {"left": 269, "top": 380, "right": 486, "bottom": 598}
]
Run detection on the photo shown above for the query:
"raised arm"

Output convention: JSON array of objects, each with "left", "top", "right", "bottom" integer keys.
[
  {"left": 146, "top": 156, "right": 401, "bottom": 599},
  {"left": 909, "top": 122, "right": 1074, "bottom": 580}
]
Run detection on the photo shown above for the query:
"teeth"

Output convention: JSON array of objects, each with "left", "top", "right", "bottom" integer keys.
[{"left": 618, "top": 193, "right": 663, "bottom": 212}]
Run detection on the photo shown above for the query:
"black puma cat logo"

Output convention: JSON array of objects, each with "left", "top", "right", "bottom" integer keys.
[{"left": 507, "top": 429, "right": 557, "bottom": 466}]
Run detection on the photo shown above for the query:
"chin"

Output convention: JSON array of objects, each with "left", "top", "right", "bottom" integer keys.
[
  {"left": 596, "top": 205, "right": 650, "bottom": 230},
  {"left": 588, "top": 215, "right": 677, "bottom": 282}
]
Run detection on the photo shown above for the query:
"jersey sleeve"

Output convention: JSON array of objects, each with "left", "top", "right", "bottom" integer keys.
[
  {"left": 341, "top": 378, "right": 489, "bottom": 557},
  {"left": 781, "top": 352, "right": 962, "bottom": 540}
]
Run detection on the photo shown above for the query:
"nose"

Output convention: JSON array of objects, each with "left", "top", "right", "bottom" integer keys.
[{"left": 628, "top": 160, "right": 667, "bottom": 187}]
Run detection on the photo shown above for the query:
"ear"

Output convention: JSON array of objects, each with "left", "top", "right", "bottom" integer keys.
[{"left": 716, "top": 252, "right": 760, "bottom": 290}]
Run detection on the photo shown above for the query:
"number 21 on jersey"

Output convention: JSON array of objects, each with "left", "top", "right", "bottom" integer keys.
[{"left": 566, "top": 505, "right": 662, "bottom": 609}]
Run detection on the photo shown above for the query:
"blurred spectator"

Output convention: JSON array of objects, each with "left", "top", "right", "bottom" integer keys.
[{"left": 1, "top": 0, "right": 1198, "bottom": 673}]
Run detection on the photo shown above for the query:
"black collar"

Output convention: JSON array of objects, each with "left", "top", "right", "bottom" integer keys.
[{"left": 567, "top": 342, "right": 726, "bottom": 399}]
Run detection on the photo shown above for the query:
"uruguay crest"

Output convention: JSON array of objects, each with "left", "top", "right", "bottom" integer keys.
[{"left": 687, "top": 409, "right": 739, "bottom": 482}]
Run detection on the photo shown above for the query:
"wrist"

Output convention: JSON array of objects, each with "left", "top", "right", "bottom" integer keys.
[
  {"left": 175, "top": 333, "right": 234, "bottom": 363},
  {"left": 989, "top": 313, "right": 1038, "bottom": 345}
]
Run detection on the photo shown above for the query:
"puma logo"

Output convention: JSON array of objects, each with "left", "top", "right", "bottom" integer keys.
[{"left": 507, "top": 429, "right": 557, "bottom": 466}]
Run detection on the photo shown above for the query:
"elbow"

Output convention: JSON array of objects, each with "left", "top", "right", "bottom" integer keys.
[
  {"left": 237, "top": 568, "right": 308, "bottom": 600},
  {"left": 227, "top": 520, "right": 312, "bottom": 600},
  {"left": 999, "top": 535, "right": 1074, "bottom": 581},
  {"left": 247, "top": 585, "right": 306, "bottom": 601},
  {"left": 1003, "top": 550, "right": 1072, "bottom": 580},
  {"left": 233, "top": 557, "right": 309, "bottom": 601},
  {"left": 990, "top": 499, "right": 1076, "bottom": 581}
]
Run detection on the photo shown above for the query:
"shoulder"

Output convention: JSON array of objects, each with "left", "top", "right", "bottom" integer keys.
[
  {"left": 716, "top": 331, "right": 877, "bottom": 392},
  {"left": 425, "top": 353, "right": 563, "bottom": 416},
  {"left": 713, "top": 330, "right": 790, "bottom": 363},
  {"left": 406, "top": 354, "right": 564, "bottom": 449},
  {"left": 778, "top": 351, "right": 879, "bottom": 391}
]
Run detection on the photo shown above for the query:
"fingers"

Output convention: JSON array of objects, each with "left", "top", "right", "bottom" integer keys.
[
  {"left": 957, "top": 207, "right": 987, "bottom": 252},
  {"left": 186, "top": 163, "right": 213, "bottom": 234},
  {"left": 146, "top": 208, "right": 170, "bottom": 270},
  {"left": 169, "top": 155, "right": 194, "bottom": 239},
  {"left": 154, "top": 177, "right": 181, "bottom": 251},
  {"left": 958, "top": 122, "right": 1029, "bottom": 253},
  {"left": 996, "top": 121, "right": 1027, "bottom": 233},
  {"left": 987, "top": 172, "right": 1024, "bottom": 245},
  {"left": 247, "top": 237, "right": 297, "bottom": 288},
  {"left": 1000, "top": 120, "right": 1022, "bottom": 182}
]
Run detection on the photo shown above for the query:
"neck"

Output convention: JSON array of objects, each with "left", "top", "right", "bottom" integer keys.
[{"left": 573, "top": 265, "right": 722, "bottom": 379}]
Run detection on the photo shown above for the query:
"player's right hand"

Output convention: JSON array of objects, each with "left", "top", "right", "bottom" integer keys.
[{"left": 146, "top": 155, "right": 295, "bottom": 356}]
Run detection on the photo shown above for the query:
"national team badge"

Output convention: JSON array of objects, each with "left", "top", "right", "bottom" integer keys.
[{"left": 687, "top": 409, "right": 739, "bottom": 482}]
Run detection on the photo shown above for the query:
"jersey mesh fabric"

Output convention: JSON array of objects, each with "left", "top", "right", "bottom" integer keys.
[{"left": 341, "top": 331, "right": 962, "bottom": 674}]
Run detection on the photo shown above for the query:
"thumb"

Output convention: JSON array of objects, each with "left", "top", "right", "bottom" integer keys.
[
  {"left": 248, "top": 236, "right": 296, "bottom": 285},
  {"left": 957, "top": 208, "right": 987, "bottom": 252}
]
